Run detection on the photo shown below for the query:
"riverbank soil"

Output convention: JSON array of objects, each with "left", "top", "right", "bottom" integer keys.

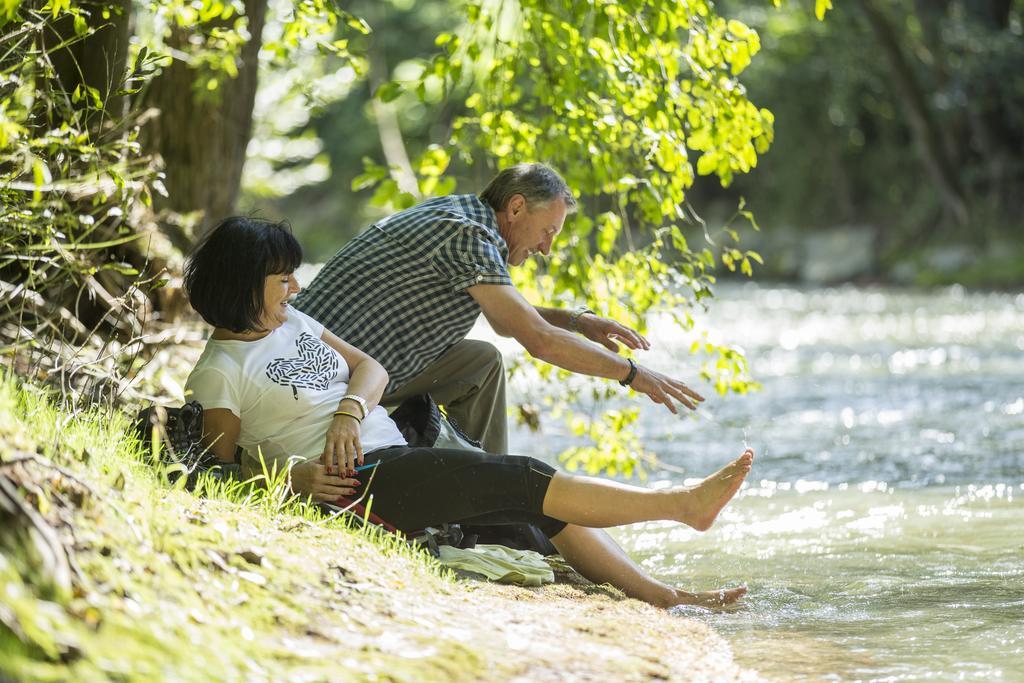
[{"left": 0, "top": 378, "right": 759, "bottom": 682}]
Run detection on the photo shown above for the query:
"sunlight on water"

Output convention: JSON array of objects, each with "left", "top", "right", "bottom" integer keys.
[
  {"left": 618, "top": 484, "right": 1024, "bottom": 682},
  {"left": 500, "top": 284, "right": 1024, "bottom": 682}
]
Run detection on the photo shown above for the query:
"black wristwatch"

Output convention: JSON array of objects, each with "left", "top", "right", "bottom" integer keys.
[{"left": 619, "top": 358, "right": 638, "bottom": 387}]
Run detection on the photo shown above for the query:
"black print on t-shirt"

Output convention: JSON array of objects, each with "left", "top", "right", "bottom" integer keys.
[{"left": 265, "top": 332, "right": 339, "bottom": 400}]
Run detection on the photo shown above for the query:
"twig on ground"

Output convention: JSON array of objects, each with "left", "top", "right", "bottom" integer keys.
[{"left": 1, "top": 450, "right": 145, "bottom": 543}]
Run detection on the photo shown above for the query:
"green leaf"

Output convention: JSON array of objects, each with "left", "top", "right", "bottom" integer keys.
[
  {"left": 739, "top": 209, "right": 760, "bottom": 231},
  {"left": 696, "top": 153, "right": 717, "bottom": 176},
  {"left": 351, "top": 162, "right": 388, "bottom": 191},
  {"left": 374, "top": 81, "right": 402, "bottom": 103},
  {"left": 101, "top": 262, "right": 139, "bottom": 276},
  {"left": 0, "top": 0, "right": 20, "bottom": 27},
  {"left": 417, "top": 145, "right": 450, "bottom": 177},
  {"left": 31, "top": 158, "right": 51, "bottom": 204},
  {"left": 344, "top": 14, "right": 371, "bottom": 34},
  {"left": 596, "top": 212, "right": 620, "bottom": 255}
]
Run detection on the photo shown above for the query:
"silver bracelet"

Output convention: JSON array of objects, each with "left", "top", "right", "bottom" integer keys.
[
  {"left": 568, "top": 305, "right": 594, "bottom": 333},
  {"left": 340, "top": 394, "right": 368, "bottom": 419}
]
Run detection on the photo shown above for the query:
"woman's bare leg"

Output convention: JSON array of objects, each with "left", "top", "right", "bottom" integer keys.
[
  {"left": 549, "top": 524, "right": 747, "bottom": 608},
  {"left": 542, "top": 449, "right": 754, "bottom": 530}
]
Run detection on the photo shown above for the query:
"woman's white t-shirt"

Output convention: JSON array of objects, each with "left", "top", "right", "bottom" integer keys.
[{"left": 184, "top": 307, "right": 406, "bottom": 472}]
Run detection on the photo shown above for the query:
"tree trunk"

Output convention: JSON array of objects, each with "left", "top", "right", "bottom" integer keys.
[
  {"left": 41, "top": 0, "right": 132, "bottom": 127},
  {"left": 962, "top": 0, "right": 1018, "bottom": 222},
  {"left": 963, "top": 0, "right": 1014, "bottom": 29},
  {"left": 911, "top": 0, "right": 961, "bottom": 167},
  {"left": 856, "top": 0, "right": 969, "bottom": 229},
  {"left": 144, "top": 0, "right": 268, "bottom": 248},
  {"left": 368, "top": 55, "right": 420, "bottom": 198},
  {"left": 366, "top": 27, "right": 419, "bottom": 197}
]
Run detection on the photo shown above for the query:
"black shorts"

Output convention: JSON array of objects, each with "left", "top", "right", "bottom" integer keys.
[{"left": 346, "top": 446, "right": 568, "bottom": 538}]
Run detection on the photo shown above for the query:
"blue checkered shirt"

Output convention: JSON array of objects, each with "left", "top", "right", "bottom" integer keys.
[{"left": 293, "top": 194, "right": 512, "bottom": 392}]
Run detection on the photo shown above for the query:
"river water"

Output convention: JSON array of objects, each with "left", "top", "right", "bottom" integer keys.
[{"left": 502, "top": 284, "right": 1024, "bottom": 682}]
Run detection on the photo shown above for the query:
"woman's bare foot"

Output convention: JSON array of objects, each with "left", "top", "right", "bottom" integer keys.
[
  {"left": 676, "top": 448, "right": 754, "bottom": 531},
  {"left": 668, "top": 585, "right": 748, "bottom": 609},
  {"left": 671, "top": 581, "right": 745, "bottom": 610}
]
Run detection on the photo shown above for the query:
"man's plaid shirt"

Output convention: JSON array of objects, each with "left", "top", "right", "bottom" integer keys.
[{"left": 293, "top": 194, "right": 512, "bottom": 393}]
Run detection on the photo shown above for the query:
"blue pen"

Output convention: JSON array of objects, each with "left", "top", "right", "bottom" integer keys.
[{"left": 354, "top": 461, "right": 379, "bottom": 472}]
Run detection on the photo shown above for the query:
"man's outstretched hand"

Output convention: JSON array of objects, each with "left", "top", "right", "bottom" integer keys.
[
  {"left": 574, "top": 314, "right": 704, "bottom": 414},
  {"left": 577, "top": 314, "right": 651, "bottom": 352},
  {"left": 629, "top": 365, "right": 705, "bottom": 414}
]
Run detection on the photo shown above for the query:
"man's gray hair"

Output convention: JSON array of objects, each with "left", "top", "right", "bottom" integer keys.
[{"left": 479, "top": 163, "right": 578, "bottom": 214}]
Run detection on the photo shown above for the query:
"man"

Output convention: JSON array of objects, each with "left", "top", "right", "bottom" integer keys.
[{"left": 294, "top": 163, "right": 704, "bottom": 454}]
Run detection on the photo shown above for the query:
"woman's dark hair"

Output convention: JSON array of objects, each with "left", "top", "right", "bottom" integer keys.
[{"left": 183, "top": 216, "right": 302, "bottom": 333}]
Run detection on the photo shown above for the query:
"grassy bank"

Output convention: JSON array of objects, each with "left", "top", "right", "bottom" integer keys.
[{"left": 0, "top": 375, "right": 758, "bottom": 682}]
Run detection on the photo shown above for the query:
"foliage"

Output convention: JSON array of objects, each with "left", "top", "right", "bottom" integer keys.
[
  {"left": 561, "top": 407, "right": 651, "bottom": 479},
  {"left": 0, "top": 0, "right": 371, "bottom": 402},
  {"left": 242, "top": 0, "right": 367, "bottom": 200},
  {"left": 142, "top": 0, "right": 372, "bottom": 202},
  {"left": 244, "top": 0, "right": 467, "bottom": 259},
  {"left": 137, "top": 0, "right": 363, "bottom": 98},
  {"left": 0, "top": 1, "right": 167, "bottom": 403},
  {"left": 361, "top": 0, "right": 798, "bottom": 475},
  {"left": 728, "top": 0, "right": 1023, "bottom": 260}
]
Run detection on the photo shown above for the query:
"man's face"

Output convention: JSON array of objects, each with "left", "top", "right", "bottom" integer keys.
[{"left": 503, "top": 196, "right": 568, "bottom": 266}]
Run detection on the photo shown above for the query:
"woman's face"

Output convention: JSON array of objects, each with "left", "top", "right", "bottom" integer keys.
[{"left": 258, "top": 272, "right": 301, "bottom": 331}]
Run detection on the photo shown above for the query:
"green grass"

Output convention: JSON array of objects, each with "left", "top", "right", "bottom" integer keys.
[{"left": 0, "top": 373, "right": 487, "bottom": 682}]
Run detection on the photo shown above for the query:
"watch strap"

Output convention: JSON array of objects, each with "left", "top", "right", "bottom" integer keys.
[
  {"left": 569, "top": 305, "right": 594, "bottom": 333},
  {"left": 618, "top": 358, "right": 638, "bottom": 387},
  {"left": 340, "top": 394, "right": 368, "bottom": 419}
]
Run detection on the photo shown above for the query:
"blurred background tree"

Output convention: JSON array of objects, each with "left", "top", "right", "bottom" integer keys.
[
  {"left": 717, "top": 0, "right": 1023, "bottom": 282},
  {"left": 252, "top": 0, "right": 1021, "bottom": 285}
]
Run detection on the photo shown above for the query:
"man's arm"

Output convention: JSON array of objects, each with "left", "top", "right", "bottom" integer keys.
[
  {"left": 534, "top": 306, "right": 573, "bottom": 330},
  {"left": 468, "top": 284, "right": 704, "bottom": 413}
]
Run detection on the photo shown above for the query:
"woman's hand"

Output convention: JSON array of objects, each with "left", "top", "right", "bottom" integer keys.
[
  {"left": 290, "top": 460, "right": 360, "bottom": 503},
  {"left": 322, "top": 413, "right": 364, "bottom": 475}
]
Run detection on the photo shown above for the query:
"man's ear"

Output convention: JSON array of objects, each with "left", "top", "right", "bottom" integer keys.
[{"left": 507, "top": 194, "right": 526, "bottom": 216}]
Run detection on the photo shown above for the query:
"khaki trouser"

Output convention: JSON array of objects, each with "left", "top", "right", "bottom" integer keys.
[{"left": 381, "top": 339, "right": 508, "bottom": 454}]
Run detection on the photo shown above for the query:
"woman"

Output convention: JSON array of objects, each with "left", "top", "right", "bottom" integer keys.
[{"left": 183, "top": 217, "right": 754, "bottom": 609}]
